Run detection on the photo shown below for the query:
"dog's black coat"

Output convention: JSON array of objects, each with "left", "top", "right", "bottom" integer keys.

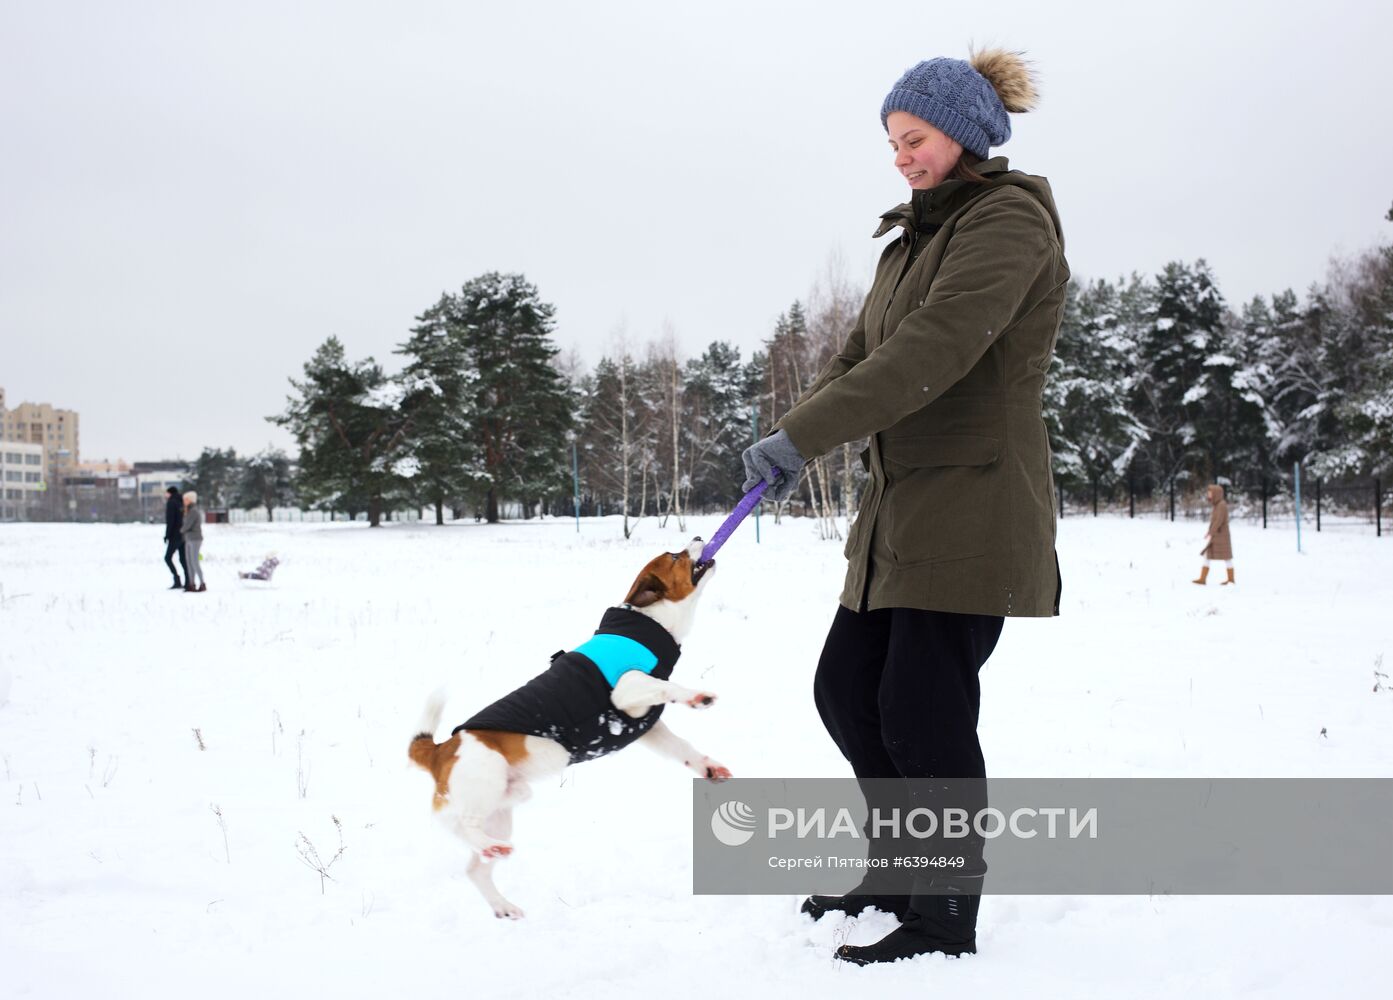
[{"left": 455, "top": 607, "right": 682, "bottom": 763}]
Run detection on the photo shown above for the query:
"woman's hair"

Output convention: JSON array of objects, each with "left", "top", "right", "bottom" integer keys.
[{"left": 950, "top": 151, "right": 991, "bottom": 184}]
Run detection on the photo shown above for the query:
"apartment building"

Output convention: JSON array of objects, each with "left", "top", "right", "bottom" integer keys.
[
  {"left": 0, "top": 387, "right": 80, "bottom": 483},
  {"left": 1, "top": 441, "right": 46, "bottom": 521}
]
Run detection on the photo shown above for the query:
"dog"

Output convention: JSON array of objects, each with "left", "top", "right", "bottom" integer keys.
[{"left": 408, "top": 537, "right": 731, "bottom": 919}]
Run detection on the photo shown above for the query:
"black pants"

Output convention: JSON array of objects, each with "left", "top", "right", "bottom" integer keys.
[
  {"left": 164, "top": 538, "right": 188, "bottom": 582},
  {"left": 814, "top": 604, "right": 1003, "bottom": 875}
]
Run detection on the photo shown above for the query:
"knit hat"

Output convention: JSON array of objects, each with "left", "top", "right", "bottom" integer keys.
[{"left": 881, "top": 48, "right": 1038, "bottom": 158}]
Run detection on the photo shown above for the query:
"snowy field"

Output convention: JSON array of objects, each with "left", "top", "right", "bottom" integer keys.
[{"left": 2, "top": 512, "right": 1391, "bottom": 999}]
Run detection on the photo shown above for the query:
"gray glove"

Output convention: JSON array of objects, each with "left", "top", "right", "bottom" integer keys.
[{"left": 741, "top": 428, "right": 807, "bottom": 501}]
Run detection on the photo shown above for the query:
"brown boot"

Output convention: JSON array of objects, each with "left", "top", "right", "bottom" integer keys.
[
  {"left": 1221, "top": 568, "right": 1235, "bottom": 586},
  {"left": 1192, "top": 566, "right": 1209, "bottom": 585}
]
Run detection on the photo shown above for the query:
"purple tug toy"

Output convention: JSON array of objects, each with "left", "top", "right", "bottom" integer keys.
[{"left": 697, "top": 466, "right": 781, "bottom": 567}]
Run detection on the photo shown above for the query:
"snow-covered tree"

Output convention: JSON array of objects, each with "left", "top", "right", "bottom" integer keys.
[
  {"left": 234, "top": 448, "right": 296, "bottom": 521},
  {"left": 1317, "top": 216, "right": 1393, "bottom": 477},
  {"left": 270, "top": 337, "right": 415, "bottom": 527},
  {"left": 188, "top": 447, "right": 240, "bottom": 508},
  {"left": 397, "top": 294, "right": 479, "bottom": 525},
  {"left": 450, "top": 273, "right": 572, "bottom": 522},
  {"left": 681, "top": 341, "right": 751, "bottom": 510},
  {"left": 1129, "top": 260, "right": 1228, "bottom": 490},
  {"left": 1046, "top": 277, "right": 1148, "bottom": 494}
]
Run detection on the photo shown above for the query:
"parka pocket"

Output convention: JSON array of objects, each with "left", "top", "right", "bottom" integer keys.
[{"left": 880, "top": 435, "right": 999, "bottom": 566}]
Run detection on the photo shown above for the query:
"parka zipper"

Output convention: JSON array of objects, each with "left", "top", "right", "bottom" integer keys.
[{"left": 880, "top": 230, "right": 920, "bottom": 334}]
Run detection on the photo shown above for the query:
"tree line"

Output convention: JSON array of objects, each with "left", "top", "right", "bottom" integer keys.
[
  {"left": 1048, "top": 203, "right": 1392, "bottom": 497},
  {"left": 185, "top": 205, "right": 1390, "bottom": 527},
  {"left": 182, "top": 446, "right": 296, "bottom": 521},
  {"left": 264, "top": 270, "right": 866, "bottom": 531}
]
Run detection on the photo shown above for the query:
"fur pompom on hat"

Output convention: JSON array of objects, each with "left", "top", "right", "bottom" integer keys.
[{"left": 881, "top": 48, "right": 1038, "bottom": 158}]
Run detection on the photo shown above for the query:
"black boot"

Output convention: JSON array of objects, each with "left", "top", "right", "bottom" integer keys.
[
  {"left": 801, "top": 883, "right": 909, "bottom": 921},
  {"left": 169, "top": 578, "right": 183, "bottom": 590},
  {"left": 835, "top": 875, "right": 981, "bottom": 966},
  {"left": 801, "top": 827, "right": 909, "bottom": 921}
]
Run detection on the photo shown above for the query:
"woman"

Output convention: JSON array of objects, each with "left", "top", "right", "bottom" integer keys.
[
  {"left": 742, "top": 49, "right": 1067, "bottom": 965},
  {"left": 180, "top": 490, "right": 206, "bottom": 593},
  {"left": 1193, "top": 484, "right": 1234, "bottom": 585}
]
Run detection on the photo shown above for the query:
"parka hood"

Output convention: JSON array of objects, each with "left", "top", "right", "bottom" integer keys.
[{"left": 874, "top": 157, "right": 1063, "bottom": 250}]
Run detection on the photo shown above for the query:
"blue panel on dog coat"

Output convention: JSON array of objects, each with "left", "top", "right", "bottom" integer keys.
[{"left": 573, "top": 633, "right": 660, "bottom": 688}]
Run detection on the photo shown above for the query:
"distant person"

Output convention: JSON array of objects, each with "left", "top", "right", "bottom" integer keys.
[
  {"left": 181, "top": 491, "right": 206, "bottom": 593},
  {"left": 239, "top": 554, "right": 279, "bottom": 581},
  {"left": 162, "top": 486, "right": 188, "bottom": 589},
  {"left": 1194, "top": 484, "right": 1234, "bottom": 585}
]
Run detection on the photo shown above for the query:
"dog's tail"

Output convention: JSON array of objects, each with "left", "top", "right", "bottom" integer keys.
[{"left": 407, "top": 688, "right": 448, "bottom": 770}]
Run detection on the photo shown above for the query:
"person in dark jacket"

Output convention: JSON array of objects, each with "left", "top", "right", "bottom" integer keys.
[
  {"left": 162, "top": 486, "right": 188, "bottom": 589},
  {"left": 742, "top": 49, "right": 1067, "bottom": 965}
]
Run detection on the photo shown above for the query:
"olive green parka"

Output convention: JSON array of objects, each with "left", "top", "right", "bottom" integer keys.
[{"left": 777, "top": 157, "right": 1068, "bottom": 617}]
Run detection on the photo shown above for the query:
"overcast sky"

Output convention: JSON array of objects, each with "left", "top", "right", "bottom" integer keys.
[{"left": 3, "top": 0, "right": 1390, "bottom": 463}]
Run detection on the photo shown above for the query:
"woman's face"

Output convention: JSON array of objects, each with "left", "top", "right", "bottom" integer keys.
[{"left": 886, "top": 111, "right": 963, "bottom": 191}]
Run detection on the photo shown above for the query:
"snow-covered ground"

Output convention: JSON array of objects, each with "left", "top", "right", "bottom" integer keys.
[{"left": 2, "top": 513, "right": 1390, "bottom": 999}]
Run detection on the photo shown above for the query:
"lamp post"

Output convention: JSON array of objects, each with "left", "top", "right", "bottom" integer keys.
[
  {"left": 568, "top": 432, "right": 580, "bottom": 533},
  {"left": 751, "top": 404, "right": 761, "bottom": 544}
]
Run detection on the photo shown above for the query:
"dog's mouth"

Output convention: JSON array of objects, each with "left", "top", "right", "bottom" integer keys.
[{"left": 692, "top": 558, "right": 714, "bottom": 585}]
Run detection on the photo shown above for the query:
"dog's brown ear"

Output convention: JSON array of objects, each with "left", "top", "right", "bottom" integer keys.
[{"left": 625, "top": 571, "right": 668, "bottom": 608}]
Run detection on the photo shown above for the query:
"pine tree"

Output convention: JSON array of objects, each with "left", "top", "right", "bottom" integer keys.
[
  {"left": 763, "top": 302, "right": 812, "bottom": 424},
  {"left": 1045, "top": 278, "right": 1147, "bottom": 497},
  {"left": 1183, "top": 268, "right": 1266, "bottom": 485},
  {"left": 1320, "top": 216, "right": 1393, "bottom": 477},
  {"left": 1130, "top": 261, "right": 1228, "bottom": 490},
  {"left": 189, "top": 447, "right": 240, "bottom": 508},
  {"left": 234, "top": 448, "right": 296, "bottom": 521},
  {"left": 397, "top": 295, "right": 480, "bottom": 525},
  {"left": 450, "top": 273, "right": 572, "bottom": 522},
  {"left": 270, "top": 337, "right": 415, "bottom": 527},
  {"left": 681, "top": 341, "right": 751, "bottom": 509}
]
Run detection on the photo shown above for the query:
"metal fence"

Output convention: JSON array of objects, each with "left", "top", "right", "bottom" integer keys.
[
  {"left": 0, "top": 488, "right": 425, "bottom": 525},
  {"left": 1058, "top": 474, "right": 1387, "bottom": 537},
  {"left": 226, "top": 508, "right": 422, "bottom": 524}
]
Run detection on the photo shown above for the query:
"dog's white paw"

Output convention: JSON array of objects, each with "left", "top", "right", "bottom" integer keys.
[
  {"left": 683, "top": 691, "right": 717, "bottom": 709},
  {"left": 700, "top": 759, "right": 732, "bottom": 782},
  {"left": 479, "top": 842, "right": 513, "bottom": 860},
  {"left": 494, "top": 902, "right": 525, "bottom": 920}
]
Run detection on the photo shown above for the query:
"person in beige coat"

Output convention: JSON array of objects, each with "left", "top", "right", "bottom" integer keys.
[
  {"left": 180, "top": 491, "right": 206, "bottom": 593},
  {"left": 1194, "top": 484, "right": 1234, "bottom": 585}
]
